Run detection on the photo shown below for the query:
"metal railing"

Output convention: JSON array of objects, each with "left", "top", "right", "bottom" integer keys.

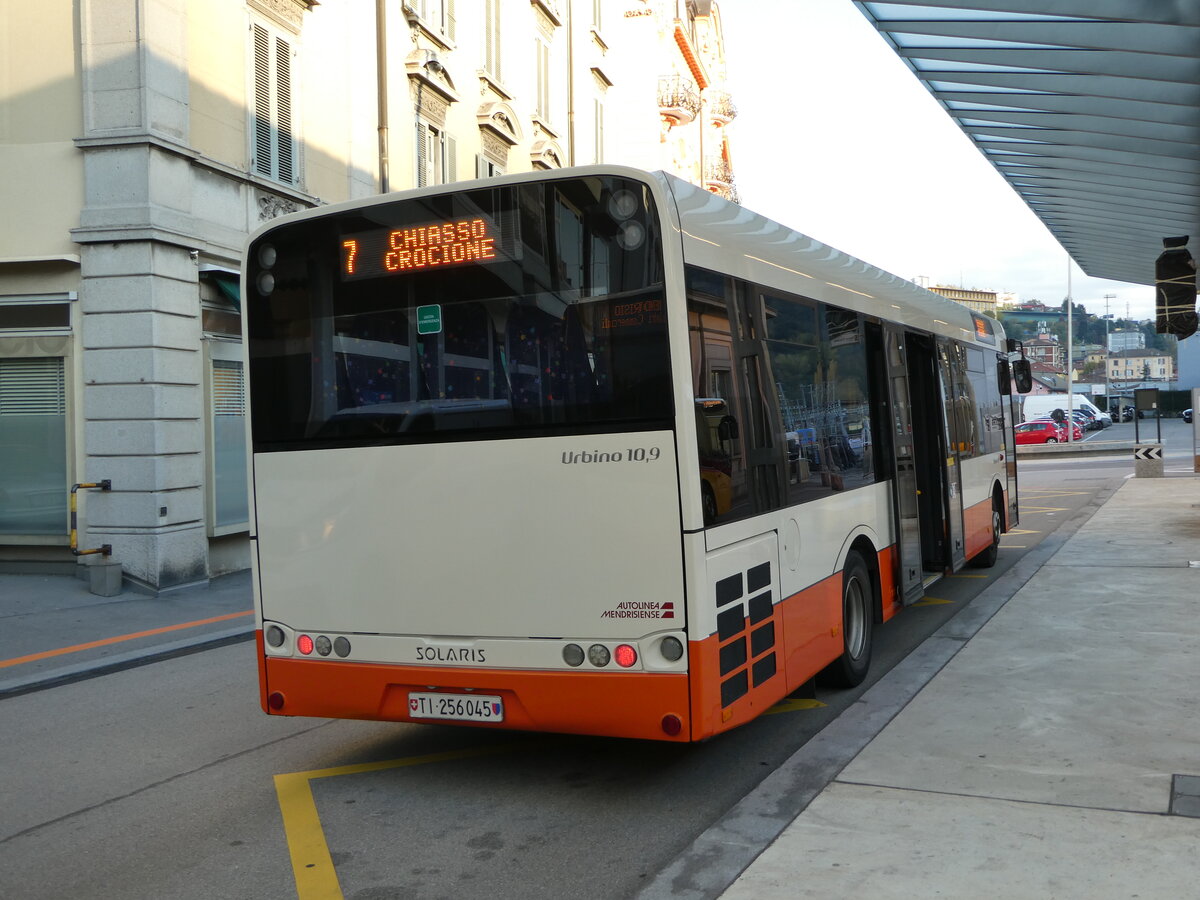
[{"left": 70, "top": 480, "right": 112, "bottom": 557}]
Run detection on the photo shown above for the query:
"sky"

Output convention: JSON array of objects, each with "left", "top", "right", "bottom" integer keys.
[{"left": 718, "top": 0, "right": 1157, "bottom": 322}]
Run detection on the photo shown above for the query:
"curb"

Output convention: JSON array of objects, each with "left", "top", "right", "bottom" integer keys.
[{"left": 0, "top": 625, "right": 255, "bottom": 700}]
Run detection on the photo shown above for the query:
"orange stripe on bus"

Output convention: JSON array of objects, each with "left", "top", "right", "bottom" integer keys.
[
  {"left": 263, "top": 657, "right": 692, "bottom": 742},
  {"left": 962, "top": 495, "right": 996, "bottom": 561},
  {"left": 0, "top": 611, "right": 253, "bottom": 670}
]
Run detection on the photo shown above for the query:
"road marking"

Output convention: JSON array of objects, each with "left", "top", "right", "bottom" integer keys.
[
  {"left": 949, "top": 574, "right": 988, "bottom": 579},
  {"left": 1020, "top": 505, "right": 1069, "bottom": 513},
  {"left": 766, "top": 697, "right": 826, "bottom": 715},
  {"left": 275, "top": 743, "right": 527, "bottom": 900},
  {"left": 1004, "top": 528, "right": 1040, "bottom": 536},
  {"left": 1017, "top": 494, "right": 1094, "bottom": 501},
  {"left": 1000, "top": 545, "right": 1027, "bottom": 549},
  {"left": 0, "top": 610, "right": 253, "bottom": 669},
  {"left": 912, "top": 597, "right": 954, "bottom": 606}
]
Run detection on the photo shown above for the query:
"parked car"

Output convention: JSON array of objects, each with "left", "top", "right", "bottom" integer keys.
[
  {"left": 1184, "top": 408, "right": 1193, "bottom": 424},
  {"left": 1070, "top": 409, "right": 1099, "bottom": 431},
  {"left": 1030, "top": 417, "right": 1084, "bottom": 442},
  {"left": 1015, "top": 421, "right": 1062, "bottom": 444}
]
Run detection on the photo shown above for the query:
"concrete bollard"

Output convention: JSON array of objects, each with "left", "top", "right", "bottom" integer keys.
[
  {"left": 1134, "top": 444, "right": 1164, "bottom": 478},
  {"left": 88, "top": 559, "right": 124, "bottom": 597}
]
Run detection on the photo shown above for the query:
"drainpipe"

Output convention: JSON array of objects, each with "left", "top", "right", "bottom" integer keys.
[
  {"left": 567, "top": 0, "right": 576, "bottom": 165},
  {"left": 376, "top": 0, "right": 390, "bottom": 193}
]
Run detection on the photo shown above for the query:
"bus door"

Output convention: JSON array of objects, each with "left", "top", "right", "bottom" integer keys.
[
  {"left": 1001, "top": 362, "right": 1021, "bottom": 530},
  {"left": 882, "top": 326, "right": 926, "bottom": 603},
  {"left": 936, "top": 339, "right": 968, "bottom": 570},
  {"left": 899, "top": 331, "right": 953, "bottom": 579}
]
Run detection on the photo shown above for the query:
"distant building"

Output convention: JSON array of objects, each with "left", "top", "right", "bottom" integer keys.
[
  {"left": 926, "top": 285, "right": 998, "bottom": 317},
  {"left": 1107, "top": 330, "right": 1146, "bottom": 352},
  {"left": 1023, "top": 336, "right": 1064, "bottom": 371},
  {"left": 1107, "top": 349, "right": 1174, "bottom": 383}
]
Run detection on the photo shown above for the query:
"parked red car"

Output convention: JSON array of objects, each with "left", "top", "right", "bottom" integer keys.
[{"left": 1015, "top": 421, "right": 1061, "bottom": 444}]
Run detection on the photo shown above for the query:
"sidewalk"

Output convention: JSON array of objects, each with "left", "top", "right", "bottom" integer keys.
[
  {"left": 0, "top": 569, "right": 254, "bottom": 698},
  {"left": 719, "top": 473, "right": 1200, "bottom": 898}
]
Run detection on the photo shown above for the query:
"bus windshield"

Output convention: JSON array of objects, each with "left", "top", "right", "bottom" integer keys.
[{"left": 246, "top": 175, "right": 669, "bottom": 450}]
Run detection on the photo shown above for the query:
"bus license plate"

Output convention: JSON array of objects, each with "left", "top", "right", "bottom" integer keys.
[{"left": 408, "top": 692, "right": 504, "bottom": 723}]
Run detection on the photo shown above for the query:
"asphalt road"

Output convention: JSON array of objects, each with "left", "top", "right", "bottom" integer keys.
[{"left": 0, "top": 434, "right": 1181, "bottom": 900}]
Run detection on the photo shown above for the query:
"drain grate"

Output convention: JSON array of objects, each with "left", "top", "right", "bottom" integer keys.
[{"left": 1170, "top": 775, "right": 1200, "bottom": 817}]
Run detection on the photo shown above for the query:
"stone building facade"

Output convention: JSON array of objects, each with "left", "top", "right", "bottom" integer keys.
[{"left": 0, "top": 0, "right": 735, "bottom": 589}]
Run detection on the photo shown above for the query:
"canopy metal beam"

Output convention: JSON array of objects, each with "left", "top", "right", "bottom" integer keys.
[{"left": 854, "top": 1, "right": 1200, "bottom": 286}]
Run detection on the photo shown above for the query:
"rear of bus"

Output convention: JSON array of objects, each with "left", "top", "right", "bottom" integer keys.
[{"left": 244, "top": 170, "right": 697, "bottom": 741}]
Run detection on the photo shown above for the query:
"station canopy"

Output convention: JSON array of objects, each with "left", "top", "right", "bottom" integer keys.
[{"left": 853, "top": 1, "right": 1200, "bottom": 288}]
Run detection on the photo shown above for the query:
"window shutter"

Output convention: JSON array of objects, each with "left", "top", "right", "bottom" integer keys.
[
  {"left": 537, "top": 41, "right": 549, "bottom": 118},
  {"left": 0, "top": 358, "right": 66, "bottom": 416},
  {"left": 485, "top": 0, "right": 500, "bottom": 80},
  {"left": 446, "top": 135, "right": 457, "bottom": 183},
  {"left": 595, "top": 99, "right": 604, "bottom": 163},
  {"left": 250, "top": 23, "right": 297, "bottom": 185},
  {"left": 275, "top": 36, "right": 295, "bottom": 183},
  {"left": 416, "top": 123, "right": 429, "bottom": 187},
  {"left": 252, "top": 24, "right": 272, "bottom": 177},
  {"left": 446, "top": 0, "right": 456, "bottom": 42}
]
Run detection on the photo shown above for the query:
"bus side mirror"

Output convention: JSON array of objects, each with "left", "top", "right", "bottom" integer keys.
[
  {"left": 1011, "top": 358, "right": 1033, "bottom": 394},
  {"left": 718, "top": 415, "right": 739, "bottom": 442}
]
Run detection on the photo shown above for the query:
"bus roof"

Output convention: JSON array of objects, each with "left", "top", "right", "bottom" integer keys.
[{"left": 653, "top": 170, "right": 1004, "bottom": 350}]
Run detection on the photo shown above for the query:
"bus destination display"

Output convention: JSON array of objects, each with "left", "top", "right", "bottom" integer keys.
[{"left": 341, "top": 217, "right": 499, "bottom": 281}]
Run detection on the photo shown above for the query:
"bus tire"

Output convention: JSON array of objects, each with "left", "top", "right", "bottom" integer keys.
[
  {"left": 969, "top": 495, "right": 1002, "bottom": 569},
  {"left": 823, "top": 551, "right": 873, "bottom": 688}
]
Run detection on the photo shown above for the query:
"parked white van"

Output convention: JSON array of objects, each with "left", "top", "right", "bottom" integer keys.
[{"left": 1021, "top": 394, "right": 1112, "bottom": 427}]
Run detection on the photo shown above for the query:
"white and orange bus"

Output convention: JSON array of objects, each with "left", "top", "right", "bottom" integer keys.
[{"left": 244, "top": 166, "right": 1029, "bottom": 742}]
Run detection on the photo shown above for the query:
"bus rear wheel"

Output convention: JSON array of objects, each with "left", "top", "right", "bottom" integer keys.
[{"left": 823, "top": 551, "right": 873, "bottom": 688}]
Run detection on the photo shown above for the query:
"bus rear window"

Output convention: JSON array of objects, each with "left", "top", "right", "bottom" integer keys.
[{"left": 246, "top": 176, "right": 670, "bottom": 449}]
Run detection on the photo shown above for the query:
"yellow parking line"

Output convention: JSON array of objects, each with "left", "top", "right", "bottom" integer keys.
[
  {"left": 950, "top": 574, "right": 988, "bottom": 579},
  {"left": 1021, "top": 505, "right": 1069, "bottom": 513},
  {"left": 274, "top": 743, "right": 527, "bottom": 900},
  {"left": 767, "top": 697, "right": 826, "bottom": 715},
  {"left": 913, "top": 597, "right": 954, "bottom": 606}
]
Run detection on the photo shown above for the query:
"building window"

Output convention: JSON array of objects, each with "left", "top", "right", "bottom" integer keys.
[
  {"left": 594, "top": 98, "right": 604, "bottom": 163},
  {"left": 205, "top": 343, "right": 249, "bottom": 535},
  {"left": 0, "top": 357, "right": 68, "bottom": 536},
  {"left": 484, "top": 0, "right": 501, "bottom": 81},
  {"left": 414, "top": 0, "right": 456, "bottom": 41},
  {"left": 417, "top": 120, "right": 456, "bottom": 187},
  {"left": 476, "top": 155, "right": 504, "bottom": 178},
  {"left": 250, "top": 19, "right": 300, "bottom": 186}
]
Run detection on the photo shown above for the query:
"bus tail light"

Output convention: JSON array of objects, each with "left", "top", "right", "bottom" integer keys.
[
  {"left": 661, "top": 714, "right": 682, "bottom": 737},
  {"left": 297, "top": 634, "right": 314, "bottom": 655},
  {"left": 659, "top": 636, "right": 684, "bottom": 662},
  {"left": 268, "top": 692, "right": 285, "bottom": 711},
  {"left": 614, "top": 644, "right": 637, "bottom": 668},
  {"left": 562, "top": 644, "right": 585, "bottom": 667},
  {"left": 265, "top": 625, "right": 285, "bottom": 648}
]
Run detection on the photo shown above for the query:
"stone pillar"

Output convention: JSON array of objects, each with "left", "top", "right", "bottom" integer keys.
[
  {"left": 72, "top": 0, "right": 208, "bottom": 590},
  {"left": 77, "top": 241, "right": 207, "bottom": 589}
]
